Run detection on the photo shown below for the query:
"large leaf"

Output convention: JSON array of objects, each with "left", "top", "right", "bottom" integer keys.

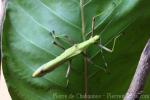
[{"left": 2, "top": 0, "right": 150, "bottom": 100}]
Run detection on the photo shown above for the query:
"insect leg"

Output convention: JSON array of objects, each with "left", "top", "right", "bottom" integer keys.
[
  {"left": 91, "top": 17, "right": 95, "bottom": 37},
  {"left": 82, "top": 52, "right": 107, "bottom": 72},
  {"left": 66, "top": 60, "right": 72, "bottom": 78},
  {"left": 50, "top": 31, "right": 75, "bottom": 46},
  {"left": 98, "top": 34, "right": 121, "bottom": 53},
  {"left": 99, "top": 44, "right": 108, "bottom": 71},
  {"left": 90, "top": 15, "right": 109, "bottom": 71},
  {"left": 96, "top": 33, "right": 121, "bottom": 72},
  {"left": 66, "top": 60, "right": 72, "bottom": 87},
  {"left": 49, "top": 31, "right": 65, "bottom": 50},
  {"left": 85, "top": 16, "right": 96, "bottom": 37},
  {"left": 56, "top": 35, "right": 75, "bottom": 46}
]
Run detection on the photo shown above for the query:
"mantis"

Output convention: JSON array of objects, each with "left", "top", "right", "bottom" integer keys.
[
  {"left": 32, "top": 16, "right": 121, "bottom": 86},
  {"left": 32, "top": 35, "right": 100, "bottom": 77}
]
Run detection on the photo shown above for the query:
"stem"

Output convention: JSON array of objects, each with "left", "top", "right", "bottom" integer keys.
[
  {"left": 83, "top": 53, "right": 88, "bottom": 100},
  {"left": 124, "top": 39, "right": 150, "bottom": 100},
  {"left": 80, "top": 0, "right": 85, "bottom": 40},
  {"left": 80, "top": 0, "right": 88, "bottom": 100}
]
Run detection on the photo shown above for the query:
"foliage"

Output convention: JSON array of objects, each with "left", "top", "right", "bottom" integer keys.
[{"left": 2, "top": 0, "right": 150, "bottom": 100}]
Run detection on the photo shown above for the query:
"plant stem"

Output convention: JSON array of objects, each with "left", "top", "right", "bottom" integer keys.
[
  {"left": 83, "top": 52, "right": 88, "bottom": 100},
  {"left": 80, "top": 0, "right": 85, "bottom": 41},
  {"left": 80, "top": 0, "right": 88, "bottom": 100},
  {"left": 124, "top": 39, "right": 150, "bottom": 100}
]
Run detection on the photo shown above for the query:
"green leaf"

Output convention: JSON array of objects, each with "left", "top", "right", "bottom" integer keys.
[{"left": 2, "top": 0, "right": 150, "bottom": 100}]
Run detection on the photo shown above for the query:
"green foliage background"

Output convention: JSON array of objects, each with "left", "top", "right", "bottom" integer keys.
[{"left": 2, "top": 0, "right": 150, "bottom": 100}]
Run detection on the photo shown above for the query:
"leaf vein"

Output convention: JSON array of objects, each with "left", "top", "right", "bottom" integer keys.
[
  {"left": 14, "top": 28, "right": 57, "bottom": 57},
  {"left": 39, "top": 0, "right": 81, "bottom": 31}
]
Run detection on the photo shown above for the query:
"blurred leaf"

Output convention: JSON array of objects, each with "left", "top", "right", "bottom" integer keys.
[{"left": 2, "top": 0, "right": 150, "bottom": 100}]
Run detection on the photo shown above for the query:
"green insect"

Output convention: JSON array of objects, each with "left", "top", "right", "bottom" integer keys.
[
  {"left": 32, "top": 13, "right": 121, "bottom": 89},
  {"left": 32, "top": 35, "right": 99, "bottom": 77},
  {"left": 32, "top": 16, "right": 121, "bottom": 86}
]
